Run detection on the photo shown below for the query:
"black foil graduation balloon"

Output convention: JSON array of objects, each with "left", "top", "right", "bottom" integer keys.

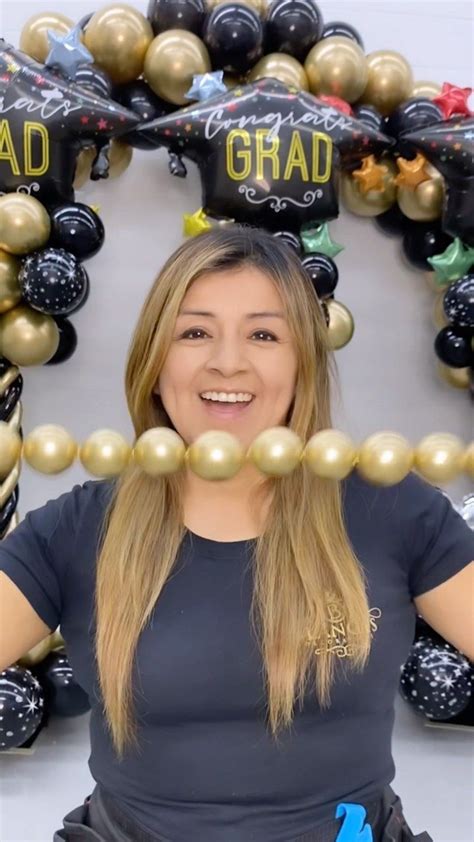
[
  {"left": 45, "top": 317, "right": 78, "bottom": 365},
  {"left": 34, "top": 650, "right": 90, "bottom": 717},
  {"left": 265, "top": 0, "right": 324, "bottom": 63},
  {"left": 301, "top": 253, "right": 338, "bottom": 297},
  {"left": 0, "top": 665, "right": 44, "bottom": 751},
  {"left": 113, "top": 80, "right": 175, "bottom": 150},
  {"left": 19, "top": 248, "right": 89, "bottom": 316},
  {"left": 138, "top": 78, "right": 393, "bottom": 232},
  {"left": 203, "top": 3, "right": 264, "bottom": 74},
  {"left": 443, "top": 273, "right": 474, "bottom": 328},
  {"left": 48, "top": 202, "right": 105, "bottom": 260},
  {"left": 147, "top": 0, "right": 207, "bottom": 36},
  {"left": 73, "top": 63, "right": 113, "bottom": 99},
  {"left": 399, "top": 637, "right": 472, "bottom": 721},
  {"left": 352, "top": 104, "right": 384, "bottom": 134},
  {"left": 0, "top": 41, "right": 139, "bottom": 206},
  {"left": 384, "top": 98, "right": 443, "bottom": 158},
  {"left": 321, "top": 20, "right": 364, "bottom": 49},
  {"left": 434, "top": 325, "right": 473, "bottom": 368},
  {"left": 402, "top": 222, "right": 451, "bottom": 270}
]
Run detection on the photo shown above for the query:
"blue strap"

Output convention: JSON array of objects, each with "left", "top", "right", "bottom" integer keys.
[{"left": 334, "top": 802, "right": 374, "bottom": 841}]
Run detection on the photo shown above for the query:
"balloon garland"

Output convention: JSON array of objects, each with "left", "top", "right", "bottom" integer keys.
[{"left": 0, "top": 2, "right": 473, "bottom": 752}]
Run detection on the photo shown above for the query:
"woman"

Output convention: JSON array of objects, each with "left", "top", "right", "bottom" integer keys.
[{"left": 0, "top": 227, "right": 472, "bottom": 841}]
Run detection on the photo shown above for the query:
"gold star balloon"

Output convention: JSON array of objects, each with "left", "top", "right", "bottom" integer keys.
[
  {"left": 395, "top": 152, "right": 431, "bottom": 189},
  {"left": 352, "top": 155, "right": 389, "bottom": 193}
]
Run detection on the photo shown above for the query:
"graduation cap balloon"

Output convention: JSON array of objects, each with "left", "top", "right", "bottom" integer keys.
[
  {"left": 0, "top": 40, "right": 139, "bottom": 207},
  {"left": 137, "top": 77, "right": 394, "bottom": 233},
  {"left": 401, "top": 116, "right": 474, "bottom": 245}
]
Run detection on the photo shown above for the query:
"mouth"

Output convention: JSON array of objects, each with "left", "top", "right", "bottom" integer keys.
[{"left": 199, "top": 394, "right": 255, "bottom": 418}]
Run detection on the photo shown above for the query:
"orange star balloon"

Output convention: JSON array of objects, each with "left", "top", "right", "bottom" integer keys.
[
  {"left": 352, "top": 155, "right": 389, "bottom": 193},
  {"left": 395, "top": 153, "right": 431, "bottom": 189}
]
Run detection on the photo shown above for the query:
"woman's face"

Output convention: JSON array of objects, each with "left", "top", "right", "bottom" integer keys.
[{"left": 155, "top": 265, "right": 298, "bottom": 450}]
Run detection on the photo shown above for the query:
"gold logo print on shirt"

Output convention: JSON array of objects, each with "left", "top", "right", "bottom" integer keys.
[{"left": 305, "top": 596, "right": 382, "bottom": 658}]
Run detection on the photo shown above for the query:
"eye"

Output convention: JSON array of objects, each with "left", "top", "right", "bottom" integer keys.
[
  {"left": 180, "top": 328, "right": 209, "bottom": 339},
  {"left": 252, "top": 330, "right": 278, "bottom": 342},
  {"left": 179, "top": 329, "right": 278, "bottom": 341}
]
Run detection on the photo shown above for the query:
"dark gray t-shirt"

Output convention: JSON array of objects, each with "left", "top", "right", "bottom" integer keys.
[{"left": 0, "top": 471, "right": 473, "bottom": 841}]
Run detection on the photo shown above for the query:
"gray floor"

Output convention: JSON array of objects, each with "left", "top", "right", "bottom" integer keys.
[{"left": 0, "top": 694, "right": 472, "bottom": 842}]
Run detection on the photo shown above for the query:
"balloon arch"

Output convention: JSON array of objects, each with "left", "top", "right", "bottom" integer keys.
[{"left": 0, "top": 1, "right": 472, "bottom": 751}]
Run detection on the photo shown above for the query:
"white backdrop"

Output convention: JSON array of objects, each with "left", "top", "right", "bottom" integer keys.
[{"left": 0, "top": 3, "right": 473, "bottom": 841}]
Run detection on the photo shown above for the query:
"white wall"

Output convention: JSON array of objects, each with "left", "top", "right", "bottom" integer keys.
[{"left": 1, "top": 0, "right": 473, "bottom": 516}]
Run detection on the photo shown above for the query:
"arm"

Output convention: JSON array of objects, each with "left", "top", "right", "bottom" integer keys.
[
  {"left": 0, "top": 571, "right": 53, "bottom": 671},
  {"left": 414, "top": 561, "right": 474, "bottom": 661}
]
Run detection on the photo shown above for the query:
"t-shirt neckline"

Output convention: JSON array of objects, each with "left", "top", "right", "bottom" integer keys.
[{"left": 184, "top": 528, "right": 257, "bottom": 560}]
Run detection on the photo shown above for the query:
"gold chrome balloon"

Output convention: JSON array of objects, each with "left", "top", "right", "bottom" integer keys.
[
  {"left": 397, "top": 175, "right": 443, "bottom": 222},
  {"left": 304, "top": 36, "right": 368, "bottom": 103},
  {"left": 49, "top": 629, "right": 66, "bottom": 651},
  {"left": 186, "top": 430, "right": 244, "bottom": 480},
  {"left": 357, "top": 432, "right": 414, "bottom": 486},
  {"left": 0, "top": 306, "right": 59, "bottom": 366},
  {"left": 247, "top": 427, "right": 303, "bottom": 476},
  {"left": 108, "top": 140, "right": 134, "bottom": 178},
  {"left": 302, "top": 429, "right": 357, "bottom": 479},
  {"left": 432, "top": 293, "right": 449, "bottom": 330},
  {"left": 17, "top": 635, "right": 54, "bottom": 668},
  {"left": 74, "top": 147, "right": 96, "bottom": 189},
  {"left": 437, "top": 361, "right": 471, "bottom": 390},
  {"left": 249, "top": 53, "right": 309, "bottom": 91},
  {"left": 415, "top": 432, "right": 465, "bottom": 484},
  {"left": 84, "top": 4, "right": 153, "bottom": 84},
  {"left": 410, "top": 80, "right": 442, "bottom": 99},
  {"left": 359, "top": 50, "right": 413, "bottom": 116},
  {"left": 133, "top": 427, "right": 186, "bottom": 476},
  {"left": 340, "top": 160, "right": 397, "bottom": 216},
  {"left": 325, "top": 300, "right": 355, "bottom": 350},
  {"left": 19, "top": 12, "right": 74, "bottom": 62},
  {"left": 462, "top": 441, "right": 474, "bottom": 480},
  {"left": 0, "top": 421, "right": 22, "bottom": 480},
  {"left": 0, "top": 194, "right": 51, "bottom": 255},
  {"left": 80, "top": 429, "right": 132, "bottom": 478},
  {"left": 23, "top": 425, "right": 78, "bottom": 474},
  {"left": 0, "top": 251, "right": 22, "bottom": 314},
  {"left": 144, "top": 30, "right": 211, "bottom": 104},
  {"left": 207, "top": 0, "right": 267, "bottom": 12}
]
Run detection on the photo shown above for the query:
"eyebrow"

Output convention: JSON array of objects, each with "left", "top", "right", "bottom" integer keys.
[{"left": 178, "top": 309, "right": 286, "bottom": 319}]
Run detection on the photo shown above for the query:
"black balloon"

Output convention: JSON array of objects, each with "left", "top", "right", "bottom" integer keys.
[
  {"left": 73, "top": 63, "right": 113, "bottom": 99},
  {"left": 0, "top": 665, "right": 44, "bottom": 751},
  {"left": 301, "top": 253, "right": 338, "bottom": 297},
  {"left": 34, "top": 650, "right": 90, "bottom": 717},
  {"left": 374, "top": 204, "right": 411, "bottom": 237},
  {"left": 402, "top": 222, "right": 452, "bottom": 270},
  {"left": 0, "top": 484, "right": 19, "bottom": 537},
  {"left": 147, "top": 0, "right": 207, "bottom": 36},
  {"left": 0, "top": 41, "right": 139, "bottom": 205},
  {"left": 399, "top": 637, "right": 472, "bottom": 721},
  {"left": 384, "top": 98, "right": 443, "bottom": 158},
  {"left": 352, "top": 104, "right": 384, "bottom": 134},
  {"left": 113, "top": 80, "right": 175, "bottom": 150},
  {"left": 19, "top": 248, "right": 89, "bottom": 317},
  {"left": 443, "top": 273, "right": 474, "bottom": 328},
  {"left": 272, "top": 231, "right": 302, "bottom": 254},
  {"left": 265, "top": 0, "right": 324, "bottom": 62},
  {"left": 138, "top": 77, "right": 393, "bottom": 232},
  {"left": 434, "top": 325, "right": 473, "bottom": 368},
  {"left": 320, "top": 20, "right": 364, "bottom": 49},
  {"left": 48, "top": 202, "right": 105, "bottom": 260},
  {"left": 203, "top": 3, "right": 264, "bottom": 74},
  {"left": 45, "top": 317, "right": 78, "bottom": 365},
  {"left": 0, "top": 373, "right": 23, "bottom": 421}
]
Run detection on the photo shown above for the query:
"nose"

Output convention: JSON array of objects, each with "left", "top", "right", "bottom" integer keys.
[{"left": 204, "top": 334, "right": 250, "bottom": 377}]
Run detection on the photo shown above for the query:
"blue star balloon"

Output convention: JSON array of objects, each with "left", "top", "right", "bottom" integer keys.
[
  {"left": 185, "top": 71, "right": 228, "bottom": 103},
  {"left": 45, "top": 24, "right": 94, "bottom": 80}
]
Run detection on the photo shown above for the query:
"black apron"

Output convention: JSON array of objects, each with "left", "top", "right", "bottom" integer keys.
[{"left": 52, "top": 783, "right": 434, "bottom": 842}]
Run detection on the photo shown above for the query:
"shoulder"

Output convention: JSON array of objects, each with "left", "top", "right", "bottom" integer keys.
[{"left": 341, "top": 468, "right": 449, "bottom": 517}]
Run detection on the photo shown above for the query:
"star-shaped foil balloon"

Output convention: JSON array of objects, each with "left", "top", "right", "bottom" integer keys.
[
  {"left": 0, "top": 40, "right": 139, "bottom": 207},
  {"left": 183, "top": 207, "right": 212, "bottom": 236},
  {"left": 401, "top": 116, "right": 474, "bottom": 245},
  {"left": 394, "top": 152, "right": 431, "bottom": 189},
  {"left": 300, "top": 222, "right": 344, "bottom": 257},
  {"left": 138, "top": 78, "right": 393, "bottom": 233},
  {"left": 45, "top": 24, "right": 93, "bottom": 80},
  {"left": 352, "top": 155, "right": 388, "bottom": 193},
  {"left": 427, "top": 238, "right": 474, "bottom": 285},
  {"left": 433, "top": 83, "right": 472, "bottom": 120},
  {"left": 185, "top": 71, "right": 228, "bottom": 103}
]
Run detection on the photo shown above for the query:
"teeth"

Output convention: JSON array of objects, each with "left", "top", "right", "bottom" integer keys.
[{"left": 200, "top": 391, "right": 253, "bottom": 403}]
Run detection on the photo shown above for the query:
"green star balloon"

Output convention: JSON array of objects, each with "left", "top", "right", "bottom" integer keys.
[
  {"left": 427, "top": 238, "right": 474, "bottom": 286},
  {"left": 301, "top": 222, "right": 344, "bottom": 258}
]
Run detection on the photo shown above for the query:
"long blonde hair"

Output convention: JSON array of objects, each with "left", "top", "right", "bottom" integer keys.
[{"left": 95, "top": 227, "right": 372, "bottom": 759}]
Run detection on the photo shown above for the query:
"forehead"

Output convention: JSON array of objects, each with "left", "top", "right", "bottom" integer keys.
[{"left": 179, "top": 265, "right": 286, "bottom": 313}]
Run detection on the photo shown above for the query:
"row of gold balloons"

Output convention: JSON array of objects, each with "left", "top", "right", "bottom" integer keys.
[
  {"left": 0, "top": 422, "right": 472, "bottom": 486},
  {"left": 18, "top": 6, "right": 439, "bottom": 111}
]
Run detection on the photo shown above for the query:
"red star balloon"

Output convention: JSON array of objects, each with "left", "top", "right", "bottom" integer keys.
[{"left": 433, "top": 82, "right": 473, "bottom": 120}]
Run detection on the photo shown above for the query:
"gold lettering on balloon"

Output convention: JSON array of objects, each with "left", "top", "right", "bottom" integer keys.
[
  {"left": 24, "top": 121, "right": 49, "bottom": 176},
  {"left": 226, "top": 127, "right": 333, "bottom": 185},
  {"left": 0, "top": 120, "right": 20, "bottom": 175},
  {"left": 283, "top": 131, "right": 309, "bottom": 181},
  {"left": 226, "top": 129, "right": 252, "bottom": 180},
  {"left": 255, "top": 128, "right": 280, "bottom": 180},
  {"left": 312, "top": 132, "right": 332, "bottom": 183}
]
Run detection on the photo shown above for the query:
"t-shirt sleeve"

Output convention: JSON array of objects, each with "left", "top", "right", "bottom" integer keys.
[
  {"left": 0, "top": 480, "right": 102, "bottom": 631},
  {"left": 401, "top": 471, "right": 474, "bottom": 599}
]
